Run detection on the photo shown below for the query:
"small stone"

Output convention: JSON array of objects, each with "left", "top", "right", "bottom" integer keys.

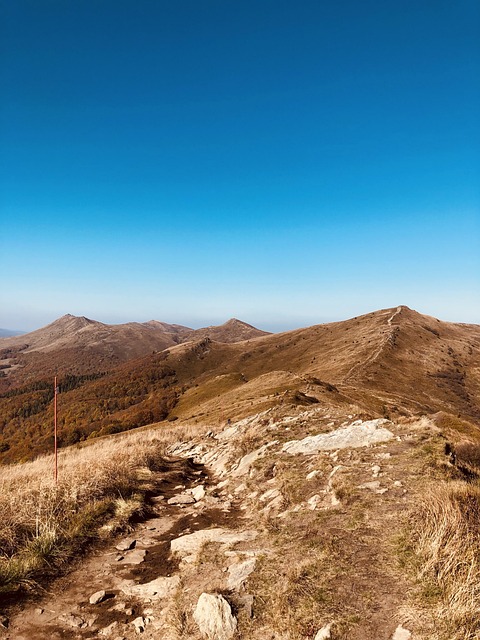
[
  {"left": 358, "top": 480, "right": 381, "bottom": 491},
  {"left": 307, "top": 494, "right": 323, "bottom": 510},
  {"left": 125, "top": 608, "right": 134, "bottom": 616},
  {"left": 191, "top": 485, "right": 206, "bottom": 501},
  {"left": 306, "top": 470, "right": 320, "bottom": 480},
  {"left": 151, "top": 496, "right": 165, "bottom": 503},
  {"left": 122, "top": 548, "right": 147, "bottom": 565},
  {"left": 394, "top": 480, "right": 403, "bottom": 487},
  {"left": 0, "top": 616, "right": 9, "bottom": 629},
  {"left": 59, "top": 613, "right": 85, "bottom": 628},
  {"left": 392, "top": 624, "right": 412, "bottom": 640},
  {"left": 132, "top": 616, "right": 145, "bottom": 634},
  {"left": 35, "top": 608, "right": 44, "bottom": 615},
  {"left": 99, "top": 621, "right": 118, "bottom": 636},
  {"left": 116, "top": 538, "right": 136, "bottom": 551},
  {"left": 89, "top": 590, "right": 107, "bottom": 605},
  {"left": 372, "top": 464, "right": 381, "bottom": 477},
  {"left": 315, "top": 623, "right": 332, "bottom": 639}
]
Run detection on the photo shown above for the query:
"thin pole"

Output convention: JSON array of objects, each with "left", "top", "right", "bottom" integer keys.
[{"left": 54, "top": 376, "right": 58, "bottom": 484}]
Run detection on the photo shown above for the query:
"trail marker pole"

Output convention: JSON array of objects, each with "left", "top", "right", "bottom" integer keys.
[{"left": 54, "top": 376, "right": 58, "bottom": 484}]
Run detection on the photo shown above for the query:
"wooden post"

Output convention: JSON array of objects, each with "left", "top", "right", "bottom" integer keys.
[{"left": 54, "top": 376, "right": 58, "bottom": 484}]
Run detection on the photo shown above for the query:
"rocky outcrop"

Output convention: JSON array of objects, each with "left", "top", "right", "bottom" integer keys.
[{"left": 282, "top": 419, "right": 394, "bottom": 454}]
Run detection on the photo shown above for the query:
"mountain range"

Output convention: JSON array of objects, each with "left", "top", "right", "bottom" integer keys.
[{"left": 0, "top": 305, "right": 479, "bottom": 463}]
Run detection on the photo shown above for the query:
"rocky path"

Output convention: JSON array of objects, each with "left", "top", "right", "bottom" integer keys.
[{"left": 3, "top": 406, "right": 437, "bottom": 639}]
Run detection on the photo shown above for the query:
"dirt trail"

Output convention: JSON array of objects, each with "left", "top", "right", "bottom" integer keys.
[
  {"left": 2, "top": 458, "right": 240, "bottom": 640},
  {"left": 2, "top": 407, "right": 434, "bottom": 639}
]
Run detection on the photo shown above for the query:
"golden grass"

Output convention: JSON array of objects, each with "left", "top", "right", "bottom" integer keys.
[
  {"left": 409, "top": 480, "right": 480, "bottom": 639},
  {"left": 0, "top": 421, "right": 208, "bottom": 592}
]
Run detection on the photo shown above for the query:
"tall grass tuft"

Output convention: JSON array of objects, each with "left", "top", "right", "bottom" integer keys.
[{"left": 410, "top": 480, "right": 480, "bottom": 639}]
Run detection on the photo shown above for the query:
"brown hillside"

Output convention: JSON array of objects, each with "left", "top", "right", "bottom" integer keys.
[
  {"left": 0, "top": 315, "right": 267, "bottom": 393},
  {"left": 0, "top": 306, "right": 479, "bottom": 463},
  {"left": 187, "top": 318, "right": 270, "bottom": 343}
]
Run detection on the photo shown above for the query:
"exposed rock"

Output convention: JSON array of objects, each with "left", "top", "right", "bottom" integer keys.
[
  {"left": 282, "top": 419, "right": 394, "bottom": 454},
  {"left": 307, "top": 494, "right": 323, "bottom": 510},
  {"left": 115, "top": 538, "right": 136, "bottom": 551},
  {"left": 170, "top": 527, "right": 257, "bottom": 562},
  {"left": 191, "top": 484, "right": 206, "bottom": 501},
  {"left": 89, "top": 589, "right": 107, "bottom": 604},
  {"left": 34, "top": 608, "right": 44, "bottom": 615},
  {"left": 237, "top": 593, "right": 254, "bottom": 619},
  {"left": 132, "top": 616, "right": 145, "bottom": 634},
  {"left": 306, "top": 469, "right": 320, "bottom": 480},
  {"left": 392, "top": 625, "right": 412, "bottom": 640},
  {"left": 315, "top": 623, "right": 332, "bottom": 639},
  {"left": 231, "top": 442, "right": 278, "bottom": 477},
  {"left": 193, "top": 593, "right": 237, "bottom": 640},
  {"left": 167, "top": 493, "right": 195, "bottom": 505},
  {"left": 358, "top": 481, "right": 381, "bottom": 491},
  {"left": 58, "top": 613, "right": 85, "bottom": 628},
  {"left": 121, "top": 575, "right": 180, "bottom": 601},
  {"left": 99, "top": 621, "right": 119, "bottom": 636},
  {"left": 259, "top": 488, "right": 280, "bottom": 502},
  {"left": 227, "top": 558, "right": 256, "bottom": 590},
  {"left": 122, "top": 548, "right": 147, "bottom": 564},
  {"left": 372, "top": 464, "right": 381, "bottom": 477},
  {"left": 0, "top": 616, "right": 8, "bottom": 629}
]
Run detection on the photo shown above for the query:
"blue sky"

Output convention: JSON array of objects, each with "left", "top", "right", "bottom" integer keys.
[{"left": 1, "top": 1, "right": 479, "bottom": 331}]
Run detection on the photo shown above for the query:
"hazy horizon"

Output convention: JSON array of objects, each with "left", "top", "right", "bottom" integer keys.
[{"left": 2, "top": 1, "right": 479, "bottom": 332}]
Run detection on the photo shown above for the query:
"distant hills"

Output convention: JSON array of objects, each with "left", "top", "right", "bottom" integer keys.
[
  {"left": 0, "top": 314, "right": 269, "bottom": 389},
  {"left": 0, "top": 328, "right": 25, "bottom": 338},
  {"left": 0, "top": 306, "right": 479, "bottom": 463}
]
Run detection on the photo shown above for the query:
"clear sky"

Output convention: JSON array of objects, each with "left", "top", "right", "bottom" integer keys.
[{"left": 1, "top": 1, "right": 479, "bottom": 332}]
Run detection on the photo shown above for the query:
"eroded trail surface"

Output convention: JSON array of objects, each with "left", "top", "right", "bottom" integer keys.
[{"left": 4, "top": 407, "right": 440, "bottom": 639}]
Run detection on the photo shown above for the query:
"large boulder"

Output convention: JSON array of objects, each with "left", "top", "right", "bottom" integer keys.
[{"left": 193, "top": 593, "right": 237, "bottom": 640}]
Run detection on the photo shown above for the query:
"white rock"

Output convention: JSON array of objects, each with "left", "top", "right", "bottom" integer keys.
[
  {"left": 89, "top": 590, "right": 106, "bottom": 605},
  {"left": 115, "top": 538, "right": 136, "bottom": 551},
  {"left": 234, "top": 483, "right": 247, "bottom": 494},
  {"left": 358, "top": 481, "right": 381, "bottom": 491},
  {"left": 392, "top": 624, "right": 412, "bottom": 640},
  {"left": 167, "top": 493, "right": 195, "bottom": 505},
  {"left": 307, "top": 495, "right": 323, "bottom": 510},
  {"left": 121, "top": 575, "right": 180, "bottom": 601},
  {"left": 259, "top": 488, "right": 280, "bottom": 502},
  {"left": 193, "top": 593, "right": 237, "bottom": 640},
  {"left": 394, "top": 480, "right": 403, "bottom": 487},
  {"left": 231, "top": 442, "right": 278, "bottom": 477},
  {"left": 282, "top": 419, "right": 394, "bottom": 454},
  {"left": 372, "top": 464, "right": 381, "bottom": 477},
  {"left": 191, "top": 485, "right": 206, "bottom": 501},
  {"left": 315, "top": 623, "right": 332, "bottom": 639},
  {"left": 306, "top": 470, "right": 320, "bottom": 480},
  {"left": 227, "top": 558, "right": 256, "bottom": 590},
  {"left": 122, "top": 548, "right": 147, "bottom": 565},
  {"left": 171, "top": 528, "right": 257, "bottom": 562},
  {"left": 132, "top": 616, "right": 145, "bottom": 634}
]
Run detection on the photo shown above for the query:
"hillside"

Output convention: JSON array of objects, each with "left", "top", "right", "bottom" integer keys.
[
  {"left": 0, "top": 315, "right": 268, "bottom": 395},
  {"left": 0, "top": 306, "right": 479, "bottom": 464},
  {"left": 1, "top": 306, "right": 480, "bottom": 639}
]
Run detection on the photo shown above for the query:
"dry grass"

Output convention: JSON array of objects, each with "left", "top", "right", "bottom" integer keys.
[
  {"left": 0, "top": 421, "right": 209, "bottom": 593},
  {"left": 409, "top": 480, "right": 480, "bottom": 639}
]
